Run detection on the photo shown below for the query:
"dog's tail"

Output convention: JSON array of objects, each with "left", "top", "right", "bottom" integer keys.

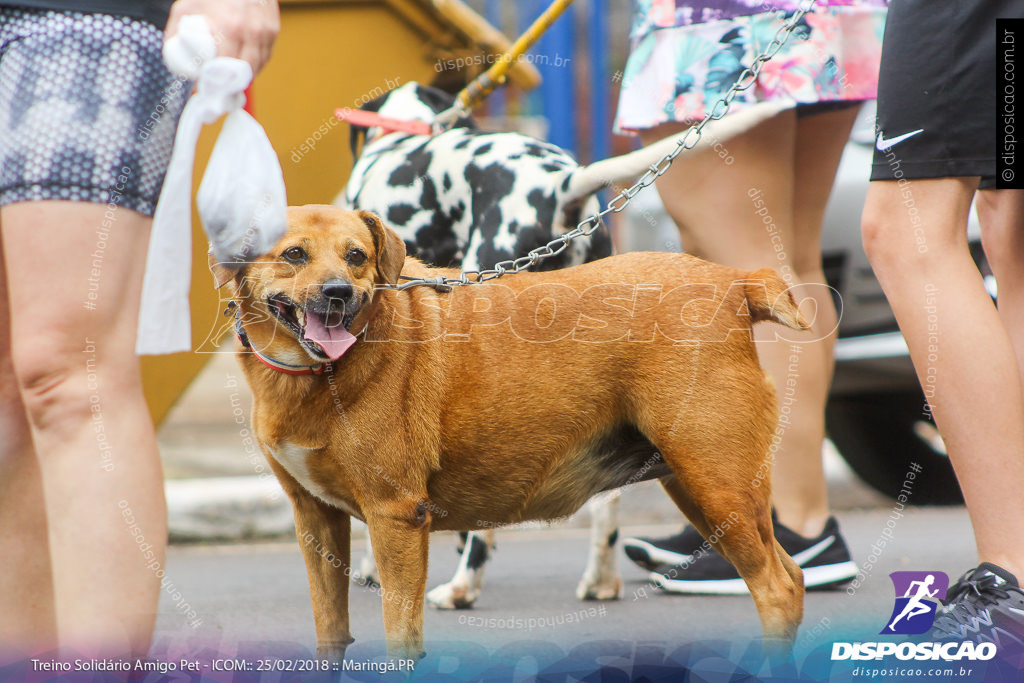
[
  {"left": 743, "top": 268, "right": 810, "bottom": 331},
  {"left": 560, "top": 100, "right": 789, "bottom": 207}
]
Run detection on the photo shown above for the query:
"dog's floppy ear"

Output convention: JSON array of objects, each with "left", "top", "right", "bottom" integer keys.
[
  {"left": 208, "top": 250, "right": 238, "bottom": 289},
  {"left": 361, "top": 211, "right": 406, "bottom": 285}
]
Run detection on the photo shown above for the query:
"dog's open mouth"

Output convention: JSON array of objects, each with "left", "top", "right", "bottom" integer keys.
[{"left": 267, "top": 293, "right": 357, "bottom": 362}]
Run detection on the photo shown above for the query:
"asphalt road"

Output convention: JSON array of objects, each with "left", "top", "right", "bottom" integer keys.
[{"left": 151, "top": 504, "right": 977, "bottom": 665}]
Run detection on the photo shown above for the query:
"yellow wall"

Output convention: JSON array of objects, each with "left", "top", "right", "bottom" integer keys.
[
  {"left": 142, "top": 1, "right": 467, "bottom": 424},
  {"left": 140, "top": 123, "right": 227, "bottom": 426},
  {"left": 252, "top": 1, "right": 456, "bottom": 205}
]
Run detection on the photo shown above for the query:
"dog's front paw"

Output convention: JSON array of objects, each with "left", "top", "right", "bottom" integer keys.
[
  {"left": 426, "top": 581, "right": 477, "bottom": 609},
  {"left": 316, "top": 636, "right": 355, "bottom": 661},
  {"left": 386, "top": 648, "right": 426, "bottom": 665},
  {"left": 576, "top": 574, "right": 622, "bottom": 601}
]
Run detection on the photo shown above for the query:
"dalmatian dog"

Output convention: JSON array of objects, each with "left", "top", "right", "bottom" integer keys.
[{"left": 335, "top": 82, "right": 785, "bottom": 608}]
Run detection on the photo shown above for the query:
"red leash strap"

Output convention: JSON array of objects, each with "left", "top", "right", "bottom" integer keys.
[{"left": 335, "top": 108, "right": 433, "bottom": 137}]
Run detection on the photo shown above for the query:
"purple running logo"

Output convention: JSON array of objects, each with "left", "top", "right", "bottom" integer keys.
[{"left": 881, "top": 571, "right": 949, "bottom": 635}]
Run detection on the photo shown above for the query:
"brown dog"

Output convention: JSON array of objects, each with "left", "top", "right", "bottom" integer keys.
[{"left": 212, "top": 205, "right": 808, "bottom": 659}]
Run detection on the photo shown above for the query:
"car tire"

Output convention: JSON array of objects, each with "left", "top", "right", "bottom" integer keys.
[{"left": 826, "top": 391, "right": 964, "bottom": 506}]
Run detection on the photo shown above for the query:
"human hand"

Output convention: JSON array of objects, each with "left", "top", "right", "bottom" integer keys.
[{"left": 165, "top": 0, "right": 280, "bottom": 75}]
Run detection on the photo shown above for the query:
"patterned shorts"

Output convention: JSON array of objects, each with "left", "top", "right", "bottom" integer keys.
[
  {"left": 615, "top": 6, "right": 887, "bottom": 131},
  {"left": 0, "top": 8, "right": 188, "bottom": 217}
]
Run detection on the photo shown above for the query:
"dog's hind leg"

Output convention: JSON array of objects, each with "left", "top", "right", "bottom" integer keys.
[
  {"left": 657, "top": 473, "right": 803, "bottom": 633},
  {"left": 662, "top": 443, "right": 803, "bottom": 643},
  {"left": 776, "top": 538, "right": 803, "bottom": 598},
  {"left": 576, "top": 490, "right": 622, "bottom": 600},
  {"left": 658, "top": 475, "right": 711, "bottom": 539},
  {"left": 659, "top": 453, "right": 803, "bottom": 645},
  {"left": 427, "top": 530, "right": 496, "bottom": 609},
  {"left": 642, "top": 370, "right": 804, "bottom": 647}
]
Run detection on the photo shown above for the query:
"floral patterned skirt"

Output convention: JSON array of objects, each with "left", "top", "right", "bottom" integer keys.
[{"left": 615, "top": 6, "right": 887, "bottom": 132}]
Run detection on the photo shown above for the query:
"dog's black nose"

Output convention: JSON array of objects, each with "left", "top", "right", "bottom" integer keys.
[{"left": 322, "top": 279, "right": 354, "bottom": 301}]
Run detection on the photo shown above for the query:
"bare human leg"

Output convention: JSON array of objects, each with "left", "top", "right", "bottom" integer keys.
[
  {"left": 863, "top": 179, "right": 1024, "bottom": 577},
  {"left": 1, "top": 201, "right": 167, "bottom": 656},
  {"left": 772, "top": 106, "right": 858, "bottom": 534},
  {"left": 0, "top": 230, "right": 56, "bottom": 654},
  {"left": 977, "top": 189, "right": 1024, "bottom": 384}
]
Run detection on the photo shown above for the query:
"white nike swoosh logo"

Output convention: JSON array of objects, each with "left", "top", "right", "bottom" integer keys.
[
  {"left": 1009, "top": 606, "right": 1024, "bottom": 617},
  {"left": 791, "top": 536, "right": 835, "bottom": 566},
  {"left": 876, "top": 129, "right": 924, "bottom": 151}
]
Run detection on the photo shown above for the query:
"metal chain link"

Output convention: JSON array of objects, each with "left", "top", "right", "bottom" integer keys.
[{"left": 389, "top": 0, "right": 816, "bottom": 293}]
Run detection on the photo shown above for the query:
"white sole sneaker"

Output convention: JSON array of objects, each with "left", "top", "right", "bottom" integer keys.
[
  {"left": 653, "top": 560, "right": 860, "bottom": 595},
  {"left": 623, "top": 538, "right": 695, "bottom": 570}
]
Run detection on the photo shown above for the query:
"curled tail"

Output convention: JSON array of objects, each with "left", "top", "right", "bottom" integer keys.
[
  {"left": 743, "top": 268, "right": 810, "bottom": 330},
  {"left": 561, "top": 100, "right": 790, "bottom": 206}
]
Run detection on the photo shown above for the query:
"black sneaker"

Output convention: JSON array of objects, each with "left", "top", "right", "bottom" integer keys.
[
  {"left": 622, "top": 525, "right": 707, "bottom": 571},
  {"left": 649, "top": 516, "right": 858, "bottom": 594},
  {"left": 928, "top": 563, "right": 1024, "bottom": 654}
]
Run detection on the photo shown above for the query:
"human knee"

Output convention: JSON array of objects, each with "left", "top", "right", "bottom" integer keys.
[
  {"left": 0, "top": 351, "right": 20, "bottom": 409},
  {"left": 13, "top": 358, "right": 94, "bottom": 432},
  {"left": 11, "top": 338, "right": 137, "bottom": 433},
  {"left": 977, "top": 194, "right": 1024, "bottom": 278},
  {"left": 981, "top": 234, "right": 1018, "bottom": 283},
  {"left": 0, "top": 354, "right": 34, "bottom": 453},
  {"left": 787, "top": 242, "right": 824, "bottom": 285},
  {"left": 861, "top": 199, "right": 903, "bottom": 273}
]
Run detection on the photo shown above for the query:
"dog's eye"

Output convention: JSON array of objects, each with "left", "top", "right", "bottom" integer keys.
[
  {"left": 347, "top": 248, "right": 367, "bottom": 266},
  {"left": 282, "top": 246, "right": 307, "bottom": 264}
]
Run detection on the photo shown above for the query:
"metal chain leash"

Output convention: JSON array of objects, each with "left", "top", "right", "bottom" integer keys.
[{"left": 389, "top": 0, "right": 817, "bottom": 293}]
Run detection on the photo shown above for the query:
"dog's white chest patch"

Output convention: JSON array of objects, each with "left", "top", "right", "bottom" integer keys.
[{"left": 268, "top": 442, "right": 362, "bottom": 519}]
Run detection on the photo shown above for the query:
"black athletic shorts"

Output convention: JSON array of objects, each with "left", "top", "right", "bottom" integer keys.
[{"left": 871, "top": 0, "right": 1022, "bottom": 184}]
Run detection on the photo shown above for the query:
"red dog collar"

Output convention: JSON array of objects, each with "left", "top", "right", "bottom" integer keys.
[
  {"left": 335, "top": 108, "right": 433, "bottom": 137},
  {"left": 235, "top": 318, "right": 327, "bottom": 375},
  {"left": 250, "top": 345, "right": 327, "bottom": 375}
]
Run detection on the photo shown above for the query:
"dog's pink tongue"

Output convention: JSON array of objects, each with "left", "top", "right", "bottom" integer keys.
[{"left": 304, "top": 312, "right": 356, "bottom": 361}]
